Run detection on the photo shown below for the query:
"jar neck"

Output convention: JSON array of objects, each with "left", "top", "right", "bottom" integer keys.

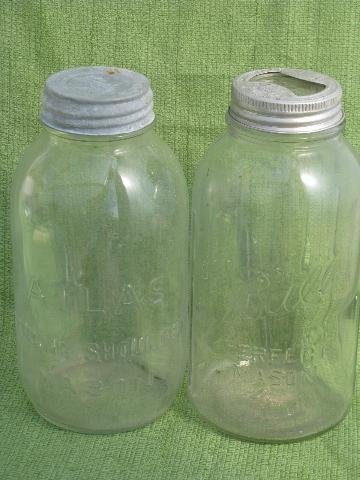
[
  {"left": 226, "top": 115, "right": 344, "bottom": 144},
  {"left": 43, "top": 122, "right": 155, "bottom": 143}
]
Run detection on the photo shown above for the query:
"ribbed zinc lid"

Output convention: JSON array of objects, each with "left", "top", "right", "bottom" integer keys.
[
  {"left": 41, "top": 66, "right": 155, "bottom": 135},
  {"left": 228, "top": 68, "right": 344, "bottom": 134}
]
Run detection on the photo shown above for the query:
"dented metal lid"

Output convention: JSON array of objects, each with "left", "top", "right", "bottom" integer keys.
[
  {"left": 228, "top": 68, "right": 344, "bottom": 134},
  {"left": 41, "top": 66, "right": 155, "bottom": 135}
]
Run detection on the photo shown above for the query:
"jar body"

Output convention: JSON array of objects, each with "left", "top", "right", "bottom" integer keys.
[
  {"left": 12, "top": 127, "right": 188, "bottom": 433},
  {"left": 190, "top": 124, "right": 360, "bottom": 441}
]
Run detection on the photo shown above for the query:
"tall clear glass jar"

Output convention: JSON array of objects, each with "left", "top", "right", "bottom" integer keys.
[
  {"left": 190, "top": 68, "right": 360, "bottom": 442},
  {"left": 12, "top": 67, "right": 188, "bottom": 433}
]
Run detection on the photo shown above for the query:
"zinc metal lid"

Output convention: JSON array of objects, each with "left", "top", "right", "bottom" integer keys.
[
  {"left": 41, "top": 66, "right": 155, "bottom": 136},
  {"left": 228, "top": 68, "right": 344, "bottom": 134}
]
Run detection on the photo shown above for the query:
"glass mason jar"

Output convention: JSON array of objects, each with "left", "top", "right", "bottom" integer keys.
[
  {"left": 189, "top": 68, "right": 360, "bottom": 442},
  {"left": 12, "top": 67, "right": 188, "bottom": 433}
]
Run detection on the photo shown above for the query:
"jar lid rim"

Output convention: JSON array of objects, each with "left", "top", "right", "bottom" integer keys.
[
  {"left": 41, "top": 66, "right": 155, "bottom": 136},
  {"left": 229, "top": 68, "right": 343, "bottom": 133}
]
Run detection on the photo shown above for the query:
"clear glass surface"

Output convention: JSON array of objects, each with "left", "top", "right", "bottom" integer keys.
[
  {"left": 12, "top": 126, "right": 189, "bottom": 433},
  {"left": 190, "top": 121, "right": 360, "bottom": 442}
]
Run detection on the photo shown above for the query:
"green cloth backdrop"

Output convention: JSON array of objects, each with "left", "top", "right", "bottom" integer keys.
[{"left": 1, "top": 1, "right": 360, "bottom": 478}]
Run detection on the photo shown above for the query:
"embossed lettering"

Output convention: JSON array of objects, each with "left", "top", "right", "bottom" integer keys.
[{"left": 28, "top": 279, "right": 45, "bottom": 302}]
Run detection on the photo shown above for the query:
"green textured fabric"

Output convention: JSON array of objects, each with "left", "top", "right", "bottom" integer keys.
[{"left": 1, "top": 1, "right": 360, "bottom": 478}]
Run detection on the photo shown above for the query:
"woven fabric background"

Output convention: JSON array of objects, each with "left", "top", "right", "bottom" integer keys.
[{"left": 1, "top": 1, "right": 360, "bottom": 479}]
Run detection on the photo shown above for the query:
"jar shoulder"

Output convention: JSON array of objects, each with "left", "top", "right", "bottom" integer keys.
[
  {"left": 193, "top": 131, "right": 360, "bottom": 203},
  {"left": 12, "top": 130, "right": 188, "bottom": 200}
]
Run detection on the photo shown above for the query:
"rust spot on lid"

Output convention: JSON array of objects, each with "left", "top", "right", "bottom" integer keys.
[{"left": 106, "top": 68, "right": 120, "bottom": 75}]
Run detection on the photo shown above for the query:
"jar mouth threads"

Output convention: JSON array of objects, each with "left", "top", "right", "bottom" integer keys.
[
  {"left": 41, "top": 66, "right": 155, "bottom": 136},
  {"left": 228, "top": 68, "right": 344, "bottom": 134}
]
